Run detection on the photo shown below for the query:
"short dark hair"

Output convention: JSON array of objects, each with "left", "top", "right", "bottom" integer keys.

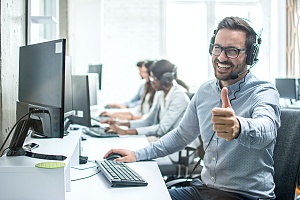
[{"left": 215, "top": 17, "right": 257, "bottom": 53}]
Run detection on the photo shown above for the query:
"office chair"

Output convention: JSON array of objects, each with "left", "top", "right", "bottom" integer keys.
[
  {"left": 166, "top": 108, "right": 300, "bottom": 200},
  {"left": 273, "top": 108, "right": 300, "bottom": 200},
  {"left": 157, "top": 92, "right": 198, "bottom": 180},
  {"left": 185, "top": 92, "right": 194, "bottom": 100},
  {"left": 157, "top": 136, "right": 203, "bottom": 182}
]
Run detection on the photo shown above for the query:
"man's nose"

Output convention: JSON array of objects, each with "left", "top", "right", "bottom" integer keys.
[{"left": 217, "top": 50, "right": 229, "bottom": 62}]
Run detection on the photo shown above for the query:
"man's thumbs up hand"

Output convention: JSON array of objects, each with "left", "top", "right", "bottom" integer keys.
[
  {"left": 212, "top": 87, "right": 240, "bottom": 141},
  {"left": 221, "top": 87, "right": 232, "bottom": 108}
]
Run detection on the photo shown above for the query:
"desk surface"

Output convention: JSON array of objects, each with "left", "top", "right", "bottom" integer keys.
[{"left": 66, "top": 135, "right": 171, "bottom": 200}]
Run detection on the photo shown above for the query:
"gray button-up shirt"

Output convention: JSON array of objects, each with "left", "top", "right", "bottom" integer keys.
[{"left": 135, "top": 72, "right": 280, "bottom": 199}]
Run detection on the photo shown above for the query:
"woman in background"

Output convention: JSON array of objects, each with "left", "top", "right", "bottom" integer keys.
[
  {"left": 102, "top": 59, "right": 190, "bottom": 138},
  {"left": 101, "top": 60, "right": 156, "bottom": 120}
]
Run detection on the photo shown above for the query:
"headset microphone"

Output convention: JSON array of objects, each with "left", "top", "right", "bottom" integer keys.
[
  {"left": 229, "top": 70, "right": 248, "bottom": 80},
  {"left": 229, "top": 60, "right": 257, "bottom": 80}
]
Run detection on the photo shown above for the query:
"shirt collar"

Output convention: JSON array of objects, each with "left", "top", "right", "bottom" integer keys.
[
  {"left": 165, "top": 85, "right": 175, "bottom": 103},
  {"left": 215, "top": 71, "right": 252, "bottom": 96}
]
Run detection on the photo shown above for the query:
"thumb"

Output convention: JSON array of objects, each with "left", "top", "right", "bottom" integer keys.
[{"left": 221, "top": 87, "right": 231, "bottom": 108}]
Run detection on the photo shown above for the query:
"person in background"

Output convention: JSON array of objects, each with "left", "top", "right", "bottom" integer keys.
[
  {"left": 103, "top": 17, "right": 281, "bottom": 200},
  {"left": 102, "top": 59, "right": 190, "bottom": 138},
  {"left": 105, "top": 60, "right": 149, "bottom": 109},
  {"left": 101, "top": 60, "right": 156, "bottom": 120}
]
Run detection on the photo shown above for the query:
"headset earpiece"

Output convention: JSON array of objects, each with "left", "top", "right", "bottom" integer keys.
[
  {"left": 245, "top": 42, "right": 259, "bottom": 65},
  {"left": 209, "top": 35, "right": 215, "bottom": 55},
  {"left": 160, "top": 65, "right": 177, "bottom": 87},
  {"left": 160, "top": 72, "right": 174, "bottom": 87}
]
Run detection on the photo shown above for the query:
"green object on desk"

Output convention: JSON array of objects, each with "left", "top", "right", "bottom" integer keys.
[{"left": 35, "top": 162, "right": 65, "bottom": 169}]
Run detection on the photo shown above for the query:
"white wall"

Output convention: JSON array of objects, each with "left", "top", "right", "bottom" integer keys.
[
  {"left": 0, "top": 0, "right": 26, "bottom": 151},
  {"left": 68, "top": 0, "right": 287, "bottom": 104},
  {"left": 69, "top": 0, "right": 164, "bottom": 104}
]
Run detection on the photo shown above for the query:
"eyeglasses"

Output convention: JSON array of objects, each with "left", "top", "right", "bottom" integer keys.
[{"left": 211, "top": 45, "right": 246, "bottom": 59}]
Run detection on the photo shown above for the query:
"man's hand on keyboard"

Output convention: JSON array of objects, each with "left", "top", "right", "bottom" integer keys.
[{"left": 104, "top": 148, "right": 137, "bottom": 162}]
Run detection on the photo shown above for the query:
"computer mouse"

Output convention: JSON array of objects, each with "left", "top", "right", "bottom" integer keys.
[
  {"left": 92, "top": 124, "right": 100, "bottom": 128},
  {"left": 106, "top": 153, "right": 122, "bottom": 161}
]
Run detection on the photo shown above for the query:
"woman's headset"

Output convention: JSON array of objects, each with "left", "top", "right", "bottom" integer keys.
[{"left": 159, "top": 65, "right": 177, "bottom": 87}]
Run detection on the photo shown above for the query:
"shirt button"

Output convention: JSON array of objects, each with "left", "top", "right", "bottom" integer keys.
[
  {"left": 211, "top": 176, "right": 215, "bottom": 181},
  {"left": 213, "top": 136, "right": 217, "bottom": 140},
  {"left": 212, "top": 157, "right": 216, "bottom": 161}
]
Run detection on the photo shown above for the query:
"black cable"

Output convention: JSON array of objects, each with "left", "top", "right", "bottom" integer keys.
[
  {"left": 30, "top": 110, "right": 52, "bottom": 137},
  {"left": 0, "top": 111, "right": 33, "bottom": 155},
  {"left": 0, "top": 147, "right": 9, "bottom": 157},
  {"left": 187, "top": 132, "right": 215, "bottom": 179},
  {"left": 71, "top": 168, "right": 101, "bottom": 182},
  {"left": 186, "top": 75, "right": 247, "bottom": 181},
  {"left": 71, "top": 164, "right": 97, "bottom": 170},
  {"left": 0, "top": 109, "right": 50, "bottom": 156}
]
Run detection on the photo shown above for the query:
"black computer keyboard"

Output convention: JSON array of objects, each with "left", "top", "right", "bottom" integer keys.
[
  {"left": 82, "top": 127, "right": 119, "bottom": 138},
  {"left": 95, "top": 160, "right": 148, "bottom": 187}
]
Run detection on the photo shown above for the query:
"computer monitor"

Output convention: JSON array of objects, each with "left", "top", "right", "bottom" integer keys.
[
  {"left": 87, "top": 73, "right": 98, "bottom": 106},
  {"left": 69, "top": 75, "right": 92, "bottom": 127},
  {"left": 275, "top": 78, "right": 298, "bottom": 100},
  {"left": 6, "top": 39, "right": 73, "bottom": 156},
  {"left": 88, "top": 64, "right": 102, "bottom": 90},
  {"left": 16, "top": 39, "right": 72, "bottom": 139},
  {"left": 64, "top": 56, "right": 75, "bottom": 117}
]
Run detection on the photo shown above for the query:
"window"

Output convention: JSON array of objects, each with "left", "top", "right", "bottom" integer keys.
[
  {"left": 27, "top": 0, "right": 59, "bottom": 45},
  {"left": 166, "top": 0, "right": 270, "bottom": 91},
  {"left": 166, "top": 2, "right": 207, "bottom": 92}
]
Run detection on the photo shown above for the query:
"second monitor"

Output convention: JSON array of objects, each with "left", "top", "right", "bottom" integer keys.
[{"left": 70, "top": 75, "right": 93, "bottom": 127}]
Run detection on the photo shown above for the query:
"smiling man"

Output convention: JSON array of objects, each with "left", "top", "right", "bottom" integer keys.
[{"left": 103, "top": 17, "right": 281, "bottom": 200}]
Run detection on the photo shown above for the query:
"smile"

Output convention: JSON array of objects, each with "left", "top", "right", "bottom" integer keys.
[{"left": 217, "top": 63, "right": 231, "bottom": 69}]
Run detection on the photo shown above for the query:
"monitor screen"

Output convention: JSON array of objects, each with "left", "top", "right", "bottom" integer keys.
[
  {"left": 69, "top": 75, "right": 92, "bottom": 127},
  {"left": 275, "top": 78, "right": 298, "bottom": 100},
  {"left": 17, "top": 39, "right": 68, "bottom": 138},
  {"left": 88, "top": 64, "right": 102, "bottom": 90}
]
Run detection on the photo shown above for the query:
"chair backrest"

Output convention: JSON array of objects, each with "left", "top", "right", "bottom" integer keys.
[{"left": 273, "top": 108, "right": 300, "bottom": 200}]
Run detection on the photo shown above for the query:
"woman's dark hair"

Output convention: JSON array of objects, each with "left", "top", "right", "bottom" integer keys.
[
  {"left": 136, "top": 60, "right": 146, "bottom": 67},
  {"left": 150, "top": 59, "right": 189, "bottom": 91},
  {"left": 144, "top": 60, "right": 155, "bottom": 75},
  {"left": 215, "top": 17, "right": 257, "bottom": 54},
  {"left": 150, "top": 59, "right": 174, "bottom": 80},
  {"left": 140, "top": 60, "right": 156, "bottom": 113}
]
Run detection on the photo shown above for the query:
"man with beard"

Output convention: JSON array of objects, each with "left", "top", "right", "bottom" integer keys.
[{"left": 103, "top": 17, "right": 280, "bottom": 200}]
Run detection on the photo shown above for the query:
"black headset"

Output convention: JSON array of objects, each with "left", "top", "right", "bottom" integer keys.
[
  {"left": 160, "top": 65, "right": 177, "bottom": 87},
  {"left": 209, "top": 23, "right": 262, "bottom": 66}
]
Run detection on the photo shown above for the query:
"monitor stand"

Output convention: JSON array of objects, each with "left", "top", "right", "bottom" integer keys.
[{"left": 30, "top": 131, "right": 49, "bottom": 139}]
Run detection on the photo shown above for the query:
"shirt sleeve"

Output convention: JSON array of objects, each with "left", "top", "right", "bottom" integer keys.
[
  {"left": 236, "top": 85, "right": 281, "bottom": 149},
  {"left": 135, "top": 93, "right": 200, "bottom": 161},
  {"left": 124, "top": 84, "right": 145, "bottom": 108},
  {"left": 131, "top": 89, "right": 190, "bottom": 136}
]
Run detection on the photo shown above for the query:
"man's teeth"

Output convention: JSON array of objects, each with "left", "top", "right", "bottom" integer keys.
[{"left": 218, "top": 63, "right": 231, "bottom": 69}]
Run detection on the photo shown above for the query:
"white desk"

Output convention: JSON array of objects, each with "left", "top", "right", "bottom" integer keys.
[
  {"left": 0, "top": 130, "right": 81, "bottom": 200},
  {"left": 0, "top": 131, "right": 171, "bottom": 200},
  {"left": 66, "top": 135, "right": 171, "bottom": 200}
]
